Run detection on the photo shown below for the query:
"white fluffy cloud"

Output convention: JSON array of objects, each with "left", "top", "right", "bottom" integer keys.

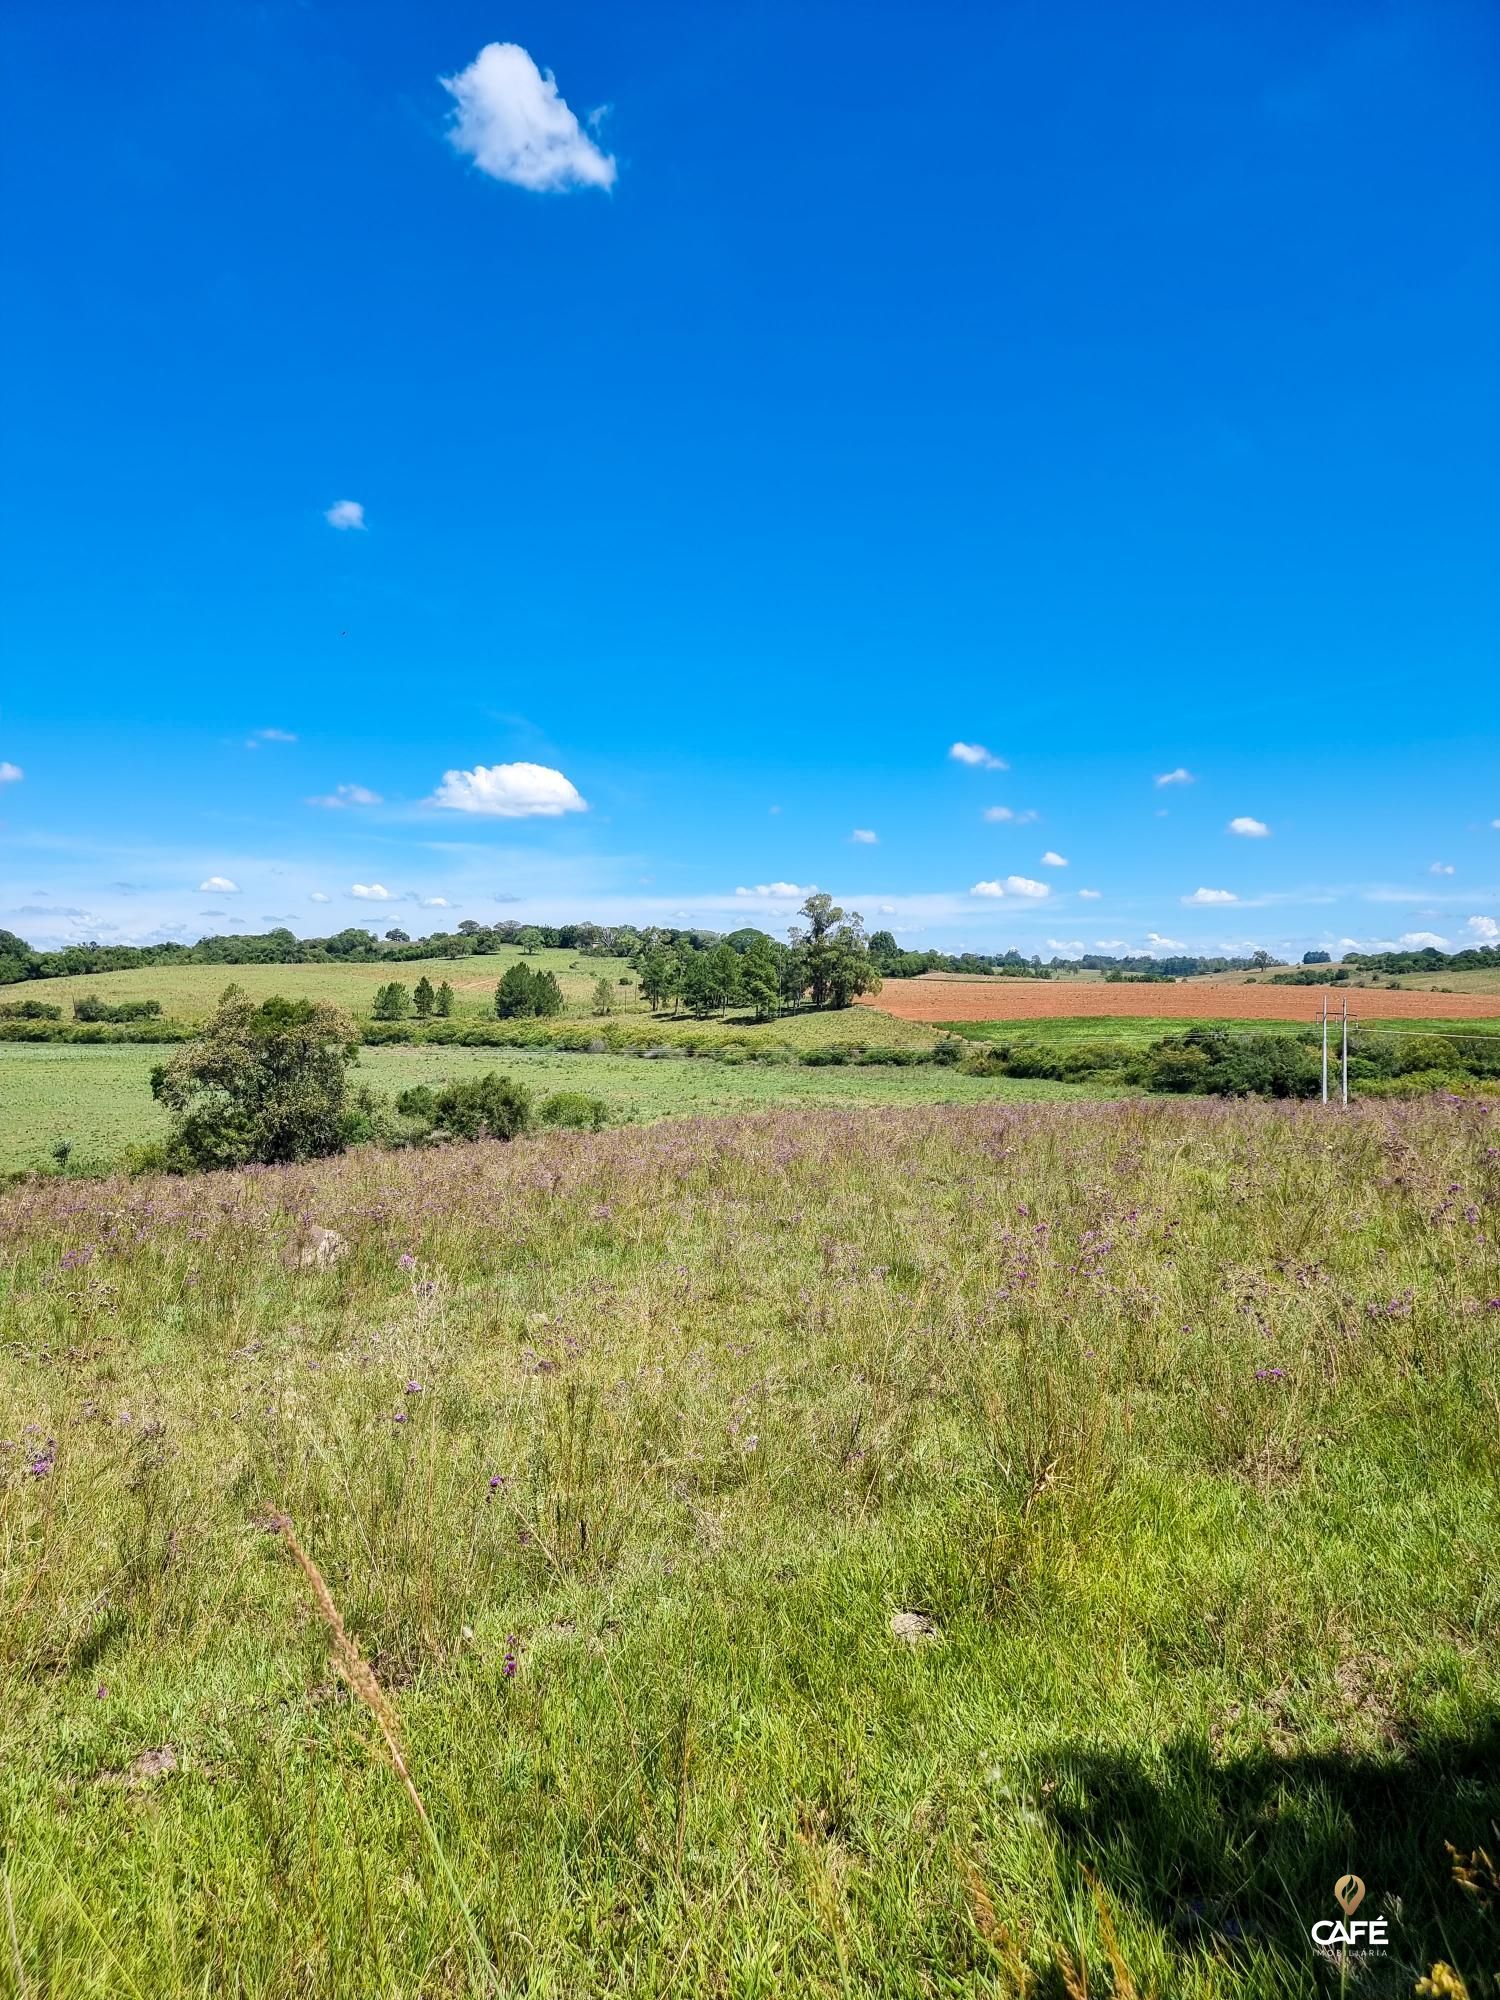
[
  {"left": 0, "top": 761, "right": 22, "bottom": 783},
  {"left": 970, "top": 875, "right": 1050, "bottom": 900},
  {"left": 1040, "top": 850, "right": 1067, "bottom": 868},
  {"left": 1047, "top": 939, "right": 1084, "bottom": 953},
  {"left": 1147, "top": 932, "right": 1183, "bottom": 948},
  {"left": 1095, "top": 938, "right": 1126, "bottom": 948},
  {"left": 325, "top": 500, "right": 366, "bottom": 530},
  {"left": 198, "top": 876, "right": 239, "bottom": 893},
  {"left": 735, "top": 882, "right": 812, "bottom": 898},
  {"left": 429, "top": 761, "right": 587, "bottom": 818},
  {"left": 1155, "top": 767, "right": 1194, "bottom": 787},
  {"left": 441, "top": 42, "right": 616, "bottom": 193},
  {"left": 351, "top": 883, "right": 392, "bottom": 900},
  {"left": 1078, "top": 887, "right": 1101, "bottom": 899},
  {"left": 421, "top": 896, "right": 453, "bottom": 909},
  {"left": 982, "top": 805, "right": 1038, "bottom": 824},
  {"left": 308, "top": 783, "right": 382, "bottom": 809},
  {"left": 1228, "top": 816, "right": 1270, "bottom": 838},
  {"left": 1399, "top": 930, "right": 1448, "bottom": 948},
  {"left": 1429, "top": 862, "right": 1455, "bottom": 876},
  {"left": 1184, "top": 886, "right": 1238, "bottom": 905},
  {"left": 850, "top": 828, "right": 878, "bottom": 844},
  {"left": 1465, "top": 915, "right": 1498, "bottom": 941},
  {"left": 950, "top": 742, "right": 1007, "bottom": 770},
  {"left": 309, "top": 892, "right": 331, "bottom": 903}
]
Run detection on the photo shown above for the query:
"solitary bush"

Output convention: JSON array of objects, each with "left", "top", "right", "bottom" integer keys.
[
  {"left": 397, "top": 1072, "right": 532, "bottom": 1142},
  {"left": 151, "top": 988, "right": 357, "bottom": 1171},
  {"left": 73, "top": 997, "right": 163, "bottom": 1022},
  {"left": 0, "top": 998, "right": 62, "bottom": 1020},
  {"left": 371, "top": 982, "right": 411, "bottom": 1021},
  {"left": 539, "top": 1090, "right": 608, "bottom": 1131}
]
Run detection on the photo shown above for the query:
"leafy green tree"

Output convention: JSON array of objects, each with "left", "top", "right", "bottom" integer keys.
[
  {"left": 707, "top": 942, "right": 743, "bottom": 1015},
  {"left": 539, "top": 1090, "right": 608, "bottom": 1130},
  {"left": 372, "top": 981, "right": 411, "bottom": 1021},
  {"left": 434, "top": 980, "right": 455, "bottom": 1017},
  {"left": 680, "top": 951, "right": 717, "bottom": 1017},
  {"left": 638, "top": 948, "right": 673, "bottom": 1012},
  {"left": 518, "top": 927, "right": 543, "bottom": 955},
  {"left": 413, "top": 975, "right": 435, "bottom": 1018},
  {"left": 384, "top": 929, "right": 410, "bottom": 944},
  {"left": 592, "top": 976, "right": 614, "bottom": 1015},
  {"left": 150, "top": 988, "right": 357, "bottom": 1170},
  {"left": 495, "top": 963, "right": 536, "bottom": 1018},
  {"left": 741, "top": 934, "right": 782, "bottom": 1020}
]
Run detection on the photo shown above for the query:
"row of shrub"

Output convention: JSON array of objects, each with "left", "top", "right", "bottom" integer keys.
[{"left": 961, "top": 1025, "right": 1500, "bottom": 1096}]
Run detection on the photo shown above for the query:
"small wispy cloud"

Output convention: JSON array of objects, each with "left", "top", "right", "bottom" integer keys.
[
  {"left": 351, "top": 883, "right": 392, "bottom": 900},
  {"left": 441, "top": 41, "right": 617, "bottom": 193},
  {"left": 429, "top": 761, "right": 587, "bottom": 818},
  {"left": 1184, "top": 886, "right": 1238, "bottom": 905},
  {"left": 198, "top": 876, "right": 239, "bottom": 893},
  {"left": 1095, "top": 938, "right": 1127, "bottom": 948},
  {"left": 308, "top": 783, "right": 382, "bottom": 809},
  {"left": 0, "top": 762, "right": 25, "bottom": 783},
  {"left": 420, "top": 896, "right": 452, "bottom": 909},
  {"left": 1040, "top": 850, "right": 1067, "bottom": 868},
  {"left": 1228, "top": 816, "right": 1270, "bottom": 838},
  {"left": 325, "top": 499, "right": 366, "bottom": 530},
  {"left": 1429, "top": 861, "right": 1455, "bottom": 876},
  {"left": 735, "top": 882, "right": 813, "bottom": 898},
  {"left": 1155, "top": 767, "right": 1194, "bottom": 788},
  {"left": 982, "top": 805, "right": 1038, "bottom": 824},
  {"left": 249, "top": 727, "right": 297, "bottom": 746},
  {"left": 850, "top": 828, "right": 878, "bottom": 845},
  {"left": 309, "top": 891, "right": 331, "bottom": 904},
  {"left": 950, "top": 742, "right": 1007, "bottom": 771},
  {"left": 1078, "top": 888, "right": 1101, "bottom": 899},
  {"left": 1047, "top": 939, "right": 1084, "bottom": 953},
  {"left": 1146, "top": 932, "right": 1184, "bottom": 949}
]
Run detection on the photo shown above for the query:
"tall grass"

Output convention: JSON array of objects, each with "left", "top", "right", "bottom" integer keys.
[{"left": 1, "top": 1099, "right": 1497, "bottom": 1995}]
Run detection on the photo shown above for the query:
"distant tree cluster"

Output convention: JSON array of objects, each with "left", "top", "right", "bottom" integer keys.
[
  {"left": 632, "top": 895, "right": 879, "bottom": 1019},
  {"left": 495, "top": 964, "right": 564, "bottom": 1019}
]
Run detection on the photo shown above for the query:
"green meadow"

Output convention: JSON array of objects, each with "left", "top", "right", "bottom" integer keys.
[
  {"left": 2, "top": 1099, "right": 1496, "bottom": 1996},
  {"left": 0, "top": 1040, "right": 1111, "bottom": 1175}
]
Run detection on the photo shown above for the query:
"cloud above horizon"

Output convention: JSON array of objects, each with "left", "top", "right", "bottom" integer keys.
[
  {"left": 1155, "top": 767, "right": 1194, "bottom": 787},
  {"left": 429, "top": 761, "right": 587, "bottom": 818},
  {"left": 351, "top": 883, "right": 391, "bottom": 900},
  {"left": 1040, "top": 851, "right": 1067, "bottom": 868},
  {"left": 950, "top": 742, "right": 1007, "bottom": 771},
  {"left": 325, "top": 500, "right": 366, "bottom": 530},
  {"left": 982, "top": 805, "right": 1039, "bottom": 824},
  {"left": 0, "top": 761, "right": 24, "bottom": 783},
  {"left": 308, "top": 783, "right": 382, "bottom": 809},
  {"left": 198, "top": 876, "right": 239, "bottom": 893},
  {"left": 1184, "top": 886, "right": 1238, "bottom": 905},
  {"left": 1467, "top": 915, "right": 1498, "bottom": 941},
  {"left": 970, "top": 875, "right": 1050, "bottom": 900},
  {"left": 1399, "top": 930, "right": 1448, "bottom": 948},
  {"left": 442, "top": 42, "right": 616, "bottom": 193},
  {"left": 1229, "top": 816, "right": 1270, "bottom": 838},
  {"left": 735, "top": 882, "right": 813, "bottom": 899},
  {"left": 850, "top": 828, "right": 878, "bottom": 844}
]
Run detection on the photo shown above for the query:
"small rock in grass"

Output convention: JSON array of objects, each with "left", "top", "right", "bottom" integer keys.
[
  {"left": 283, "top": 1226, "right": 347, "bottom": 1271},
  {"left": 890, "top": 1609, "right": 941, "bottom": 1645}
]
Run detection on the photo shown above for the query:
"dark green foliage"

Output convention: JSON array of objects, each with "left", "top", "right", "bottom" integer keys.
[
  {"left": 591, "top": 977, "right": 614, "bottom": 1016},
  {"left": 413, "top": 976, "right": 435, "bottom": 1019},
  {"left": 495, "top": 963, "right": 537, "bottom": 1018},
  {"left": 150, "top": 988, "right": 357, "bottom": 1170},
  {"left": 434, "top": 980, "right": 454, "bottom": 1017},
  {"left": 539, "top": 1090, "right": 609, "bottom": 1130},
  {"left": 532, "top": 969, "right": 564, "bottom": 1017},
  {"left": 371, "top": 982, "right": 411, "bottom": 1021},
  {"left": 0, "top": 998, "right": 62, "bottom": 1020},
  {"left": 400, "top": 1072, "right": 532, "bottom": 1141},
  {"left": 1302, "top": 950, "right": 1332, "bottom": 965},
  {"left": 72, "top": 997, "right": 163, "bottom": 1022}
]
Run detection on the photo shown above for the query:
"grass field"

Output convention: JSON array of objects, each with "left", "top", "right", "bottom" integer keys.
[
  {"left": 0, "top": 1041, "right": 1108, "bottom": 1174},
  {"left": 13, "top": 949, "right": 644, "bottom": 1022},
  {"left": 938, "top": 1012, "right": 1500, "bottom": 1051},
  {"left": 2, "top": 1100, "right": 1496, "bottom": 1996}
]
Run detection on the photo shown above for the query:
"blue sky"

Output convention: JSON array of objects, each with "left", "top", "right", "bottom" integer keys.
[{"left": 2, "top": 0, "right": 1497, "bottom": 957}]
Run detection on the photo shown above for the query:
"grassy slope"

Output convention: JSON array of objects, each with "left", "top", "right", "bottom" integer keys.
[
  {"left": 2, "top": 1101, "right": 1496, "bottom": 1996},
  {"left": 16, "top": 948, "right": 641, "bottom": 1021},
  {"left": 0, "top": 1040, "right": 1107, "bottom": 1174}
]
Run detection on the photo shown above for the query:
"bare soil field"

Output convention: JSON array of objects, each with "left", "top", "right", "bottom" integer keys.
[{"left": 859, "top": 978, "right": 1500, "bottom": 1023}]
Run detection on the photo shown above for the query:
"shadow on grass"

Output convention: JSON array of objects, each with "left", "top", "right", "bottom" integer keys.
[{"left": 1032, "top": 1721, "right": 1500, "bottom": 1989}]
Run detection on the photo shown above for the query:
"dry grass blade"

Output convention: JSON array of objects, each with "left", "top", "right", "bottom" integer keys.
[{"left": 276, "top": 1514, "right": 502, "bottom": 1996}]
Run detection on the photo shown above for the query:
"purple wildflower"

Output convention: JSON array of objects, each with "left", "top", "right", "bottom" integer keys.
[
  {"left": 502, "top": 1635, "right": 519, "bottom": 1678},
  {"left": 398, "top": 1253, "right": 416, "bottom": 1271}
]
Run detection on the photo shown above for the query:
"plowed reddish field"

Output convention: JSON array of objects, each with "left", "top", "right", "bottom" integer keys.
[{"left": 857, "top": 979, "right": 1500, "bottom": 1024}]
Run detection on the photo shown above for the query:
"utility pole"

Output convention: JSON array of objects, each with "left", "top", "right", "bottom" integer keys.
[
  {"left": 1320, "top": 994, "right": 1329, "bottom": 1104},
  {"left": 1341, "top": 995, "right": 1349, "bottom": 1107}
]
